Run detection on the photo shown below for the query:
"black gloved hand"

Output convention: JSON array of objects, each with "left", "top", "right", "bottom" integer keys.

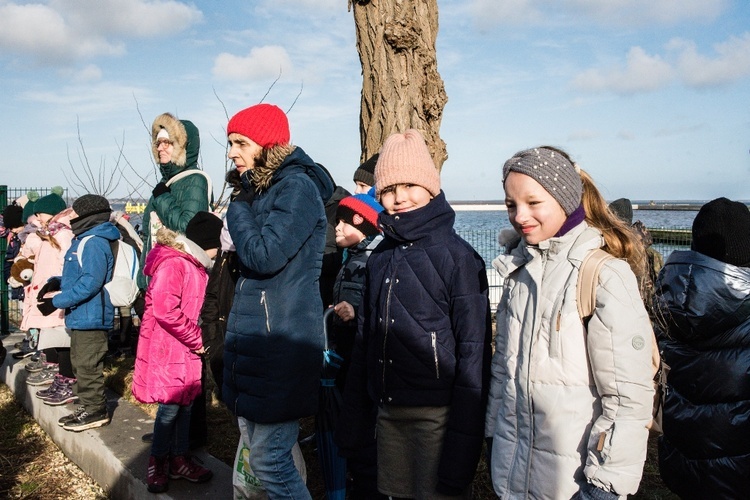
[
  {"left": 37, "top": 277, "right": 61, "bottom": 301},
  {"left": 152, "top": 182, "right": 171, "bottom": 198},
  {"left": 37, "top": 297, "right": 57, "bottom": 316}
]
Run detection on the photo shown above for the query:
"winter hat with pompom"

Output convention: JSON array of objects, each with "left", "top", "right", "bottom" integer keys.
[
  {"left": 34, "top": 186, "right": 66, "bottom": 216},
  {"left": 21, "top": 190, "right": 40, "bottom": 223}
]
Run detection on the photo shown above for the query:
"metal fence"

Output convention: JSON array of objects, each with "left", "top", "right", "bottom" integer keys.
[
  {"left": 1, "top": 184, "right": 692, "bottom": 332},
  {"left": 455, "top": 228, "right": 691, "bottom": 310}
]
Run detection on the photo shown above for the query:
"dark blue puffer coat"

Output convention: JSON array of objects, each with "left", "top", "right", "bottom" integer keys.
[
  {"left": 654, "top": 250, "right": 750, "bottom": 499},
  {"left": 336, "top": 192, "right": 492, "bottom": 493},
  {"left": 223, "top": 147, "right": 332, "bottom": 424}
]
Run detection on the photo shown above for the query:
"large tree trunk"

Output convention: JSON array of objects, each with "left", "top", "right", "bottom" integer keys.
[{"left": 350, "top": 0, "right": 448, "bottom": 172}]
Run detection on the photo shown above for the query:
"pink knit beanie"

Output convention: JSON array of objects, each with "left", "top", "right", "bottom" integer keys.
[
  {"left": 227, "top": 103, "right": 290, "bottom": 148},
  {"left": 375, "top": 129, "right": 440, "bottom": 197}
]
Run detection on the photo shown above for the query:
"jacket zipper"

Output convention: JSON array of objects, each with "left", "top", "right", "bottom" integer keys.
[
  {"left": 431, "top": 332, "right": 440, "bottom": 379},
  {"left": 260, "top": 290, "right": 270, "bottom": 333},
  {"left": 382, "top": 268, "right": 397, "bottom": 394},
  {"left": 524, "top": 249, "right": 547, "bottom": 492},
  {"left": 549, "top": 293, "right": 565, "bottom": 358}
]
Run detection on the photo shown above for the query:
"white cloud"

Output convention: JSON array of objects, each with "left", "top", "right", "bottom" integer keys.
[
  {"left": 573, "top": 33, "right": 750, "bottom": 95},
  {"left": 52, "top": 0, "right": 202, "bottom": 37},
  {"left": 572, "top": 47, "right": 674, "bottom": 95},
  {"left": 0, "top": 3, "right": 122, "bottom": 63},
  {"left": 0, "top": 0, "right": 201, "bottom": 66},
  {"left": 212, "top": 46, "right": 294, "bottom": 82},
  {"left": 467, "top": 0, "right": 728, "bottom": 27},
  {"left": 671, "top": 34, "right": 750, "bottom": 88}
]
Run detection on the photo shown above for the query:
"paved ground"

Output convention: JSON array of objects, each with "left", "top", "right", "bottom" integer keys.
[{"left": 0, "top": 329, "right": 235, "bottom": 500}]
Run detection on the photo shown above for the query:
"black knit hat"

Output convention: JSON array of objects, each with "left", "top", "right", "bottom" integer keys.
[
  {"left": 185, "top": 211, "right": 223, "bottom": 251},
  {"left": 2, "top": 204, "right": 23, "bottom": 229},
  {"left": 353, "top": 153, "right": 378, "bottom": 188},
  {"left": 609, "top": 198, "right": 633, "bottom": 225},
  {"left": 692, "top": 197, "right": 750, "bottom": 267},
  {"left": 72, "top": 194, "right": 111, "bottom": 219}
]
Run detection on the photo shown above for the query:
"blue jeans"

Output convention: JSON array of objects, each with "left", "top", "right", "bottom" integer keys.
[
  {"left": 151, "top": 402, "right": 192, "bottom": 458},
  {"left": 239, "top": 417, "right": 311, "bottom": 500}
]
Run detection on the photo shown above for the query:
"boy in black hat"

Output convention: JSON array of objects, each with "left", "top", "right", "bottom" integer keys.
[{"left": 39, "top": 194, "right": 121, "bottom": 431}]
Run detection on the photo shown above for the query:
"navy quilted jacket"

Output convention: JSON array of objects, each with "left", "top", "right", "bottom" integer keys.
[
  {"left": 655, "top": 250, "right": 750, "bottom": 499},
  {"left": 337, "top": 192, "right": 492, "bottom": 492},
  {"left": 223, "top": 147, "right": 332, "bottom": 423}
]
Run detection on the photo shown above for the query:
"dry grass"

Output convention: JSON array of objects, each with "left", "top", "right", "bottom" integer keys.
[{"left": 0, "top": 383, "right": 107, "bottom": 499}]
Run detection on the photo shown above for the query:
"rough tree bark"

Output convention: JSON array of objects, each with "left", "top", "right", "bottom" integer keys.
[{"left": 349, "top": 0, "right": 448, "bottom": 171}]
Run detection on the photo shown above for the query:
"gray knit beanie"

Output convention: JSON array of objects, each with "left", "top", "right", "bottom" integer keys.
[{"left": 502, "top": 147, "right": 583, "bottom": 216}]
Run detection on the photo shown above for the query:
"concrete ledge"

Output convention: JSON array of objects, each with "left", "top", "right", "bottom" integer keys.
[{"left": 1, "top": 330, "right": 233, "bottom": 499}]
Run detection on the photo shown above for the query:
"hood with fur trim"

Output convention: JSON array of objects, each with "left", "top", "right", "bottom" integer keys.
[
  {"left": 241, "top": 145, "right": 334, "bottom": 203},
  {"left": 151, "top": 113, "right": 200, "bottom": 179},
  {"left": 152, "top": 226, "right": 213, "bottom": 270}
]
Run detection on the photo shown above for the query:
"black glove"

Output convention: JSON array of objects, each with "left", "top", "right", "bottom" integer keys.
[
  {"left": 37, "top": 297, "right": 57, "bottom": 316},
  {"left": 152, "top": 182, "right": 171, "bottom": 198},
  {"left": 37, "top": 277, "right": 61, "bottom": 301}
]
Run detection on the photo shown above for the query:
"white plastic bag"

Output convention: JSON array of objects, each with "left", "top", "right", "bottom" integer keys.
[{"left": 232, "top": 419, "right": 308, "bottom": 500}]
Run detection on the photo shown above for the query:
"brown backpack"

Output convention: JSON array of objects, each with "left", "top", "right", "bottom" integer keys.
[{"left": 577, "top": 248, "right": 668, "bottom": 436}]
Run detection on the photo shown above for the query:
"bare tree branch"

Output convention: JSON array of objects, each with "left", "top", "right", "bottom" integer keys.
[
  {"left": 259, "top": 68, "right": 283, "bottom": 104},
  {"left": 287, "top": 81, "right": 303, "bottom": 114}
]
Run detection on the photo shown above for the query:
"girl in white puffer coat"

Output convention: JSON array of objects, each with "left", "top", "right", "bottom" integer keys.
[{"left": 486, "top": 146, "right": 654, "bottom": 499}]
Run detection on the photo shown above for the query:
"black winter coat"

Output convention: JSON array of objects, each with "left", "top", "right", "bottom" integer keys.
[
  {"left": 200, "top": 250, "right": 240, "bottom": 397},
  {"left": 330, "top": 234, "right": 382, "bottom": 389},
  {"left": 654, "top": 250, "right": 750, "bottom": 499},
  {"left": 336, "top": 192, "right": 492, "bottom": 493}
]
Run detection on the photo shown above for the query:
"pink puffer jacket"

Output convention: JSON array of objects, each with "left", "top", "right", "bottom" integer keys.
[
  {"left": 20, "top": 211, "right": 74, "bottom": 330},
  {"left": 131, "top": 235, "right": 209, "bottom": 405}
]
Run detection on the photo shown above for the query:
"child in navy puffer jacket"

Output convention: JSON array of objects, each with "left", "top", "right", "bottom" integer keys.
[{"left": 336, "top": 130, "right": 492, "bottom": 500}]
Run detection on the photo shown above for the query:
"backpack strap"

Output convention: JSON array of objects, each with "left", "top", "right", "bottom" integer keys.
[
  {"left": 109, "top": 240, "right": 119, "bottom": 278},
  {"left": 576, "top": 248, "right": 614, "bottom": 321},
  {"left": 165, "top": 169, "right": 213, "bottom": 209}
]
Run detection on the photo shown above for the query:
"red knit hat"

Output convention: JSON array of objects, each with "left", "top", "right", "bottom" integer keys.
[
  {"left": 227, "top": 103, "right": 290, "bottom": 148},
  {"left": 375, "top": 129, "right": 440, "bottom": 197}
]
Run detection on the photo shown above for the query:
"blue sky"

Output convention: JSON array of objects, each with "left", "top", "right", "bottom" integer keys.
[{"left": 0, "top": 0, "right": 748, "bottom": 202}]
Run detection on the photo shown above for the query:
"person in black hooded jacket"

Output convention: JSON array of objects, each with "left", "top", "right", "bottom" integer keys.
[{"left": 654, "top": 197, "right": 750, "bottom": 499}]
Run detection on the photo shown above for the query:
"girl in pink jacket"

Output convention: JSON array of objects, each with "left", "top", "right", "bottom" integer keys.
[{"left": 131, "top": 212, "right": 222, "bottom": 494}]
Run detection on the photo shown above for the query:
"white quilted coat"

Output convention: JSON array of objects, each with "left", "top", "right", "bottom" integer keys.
[{"left": 486, "top": 223, "right": 653, "bottom": 499}]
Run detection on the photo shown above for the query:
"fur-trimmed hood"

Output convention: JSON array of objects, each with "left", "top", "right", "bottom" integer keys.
[
  {"left": 151, "top": 113, "right": 200, "bottom": 177},
  {"left": 240, "top": 145, "right": 334, "bottom": 203},
  {"left": 150, "top": 226, "right": 213, "bottom": 271}
]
